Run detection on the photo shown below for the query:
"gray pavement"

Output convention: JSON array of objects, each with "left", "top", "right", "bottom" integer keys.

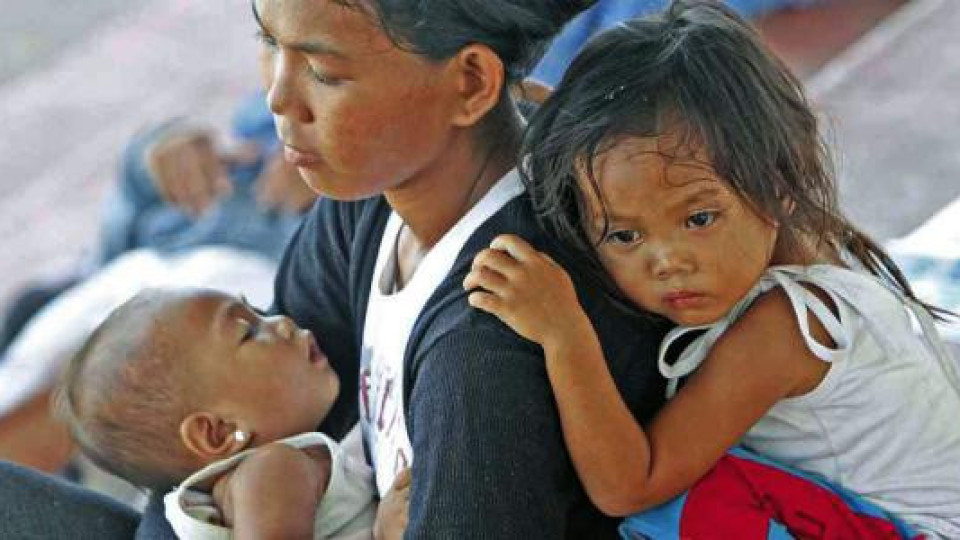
[
  {"left": 809, "top": 0, "right": 960, "bottom": 241},
  {"left": 0, "top": 0, "right": 151, "bottom": 85}
]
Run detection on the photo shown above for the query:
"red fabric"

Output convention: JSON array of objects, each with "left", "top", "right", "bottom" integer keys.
[{"left": 680, "top": 454, "right": 913, "bottom": 539}]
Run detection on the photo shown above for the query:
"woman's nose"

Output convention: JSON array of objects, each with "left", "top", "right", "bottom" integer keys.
[{"left": 265, "top": 51, "right": 314, "bottom": 124}]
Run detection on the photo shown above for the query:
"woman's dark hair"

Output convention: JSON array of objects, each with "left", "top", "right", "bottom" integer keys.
[
  {"left": 336, "top": 0, "right": 597, "bottom": 149},
  {"left": 523, "top": 0, "right": 943, "bottom": 317},
  {"left": 340, "top": 0, "right": 595, "bottom": 82}
]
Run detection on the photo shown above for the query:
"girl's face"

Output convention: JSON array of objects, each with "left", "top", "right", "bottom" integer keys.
[
  {"left": 174, "top": 291, "right": 339, "bottom": 442},
  {"left": 581, "top": 136, "right": 781, "bottom": 326},
  {"left": 254, "top": 0, "right": 461, "bottom": 200}
]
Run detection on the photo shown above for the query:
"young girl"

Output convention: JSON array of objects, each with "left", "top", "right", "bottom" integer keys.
[{"left": 465, "top": 1, "right": 960, "bottom": 537}]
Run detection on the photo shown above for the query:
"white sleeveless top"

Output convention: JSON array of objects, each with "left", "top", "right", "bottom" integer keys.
[
  {"left": 659, "top": 265, "right": 960, "bottom": 538},
  {"left": 163, "top": 430, "right": 376, "bottom": 539},
  {"left": 359, "top": 169, "right": 524, "bottom": 496}
]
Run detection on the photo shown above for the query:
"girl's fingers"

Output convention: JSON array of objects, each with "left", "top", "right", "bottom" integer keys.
[
  {"left": 467, "top": 290, "right": 503, "bottom": 314},
  {"left": 463, "top": 266, "right": 509, "bottom": 296},
  {"left": 471, "top": 247, "right": 522, "bottom": 280},
  {"left": 489, "top": 234, "right": 537, "bottom": 263}
]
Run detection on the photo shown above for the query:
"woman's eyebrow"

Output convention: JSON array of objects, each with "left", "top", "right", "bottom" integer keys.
[{"left": 251, "top": 1, "right": 348, "bottom": 59}]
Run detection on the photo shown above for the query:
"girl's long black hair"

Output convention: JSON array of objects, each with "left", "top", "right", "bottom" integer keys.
[{"left": 523, "top": 0, "right": 944, "bottom": 318}]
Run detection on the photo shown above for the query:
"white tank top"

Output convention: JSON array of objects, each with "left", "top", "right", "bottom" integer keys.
[
  {"left": 659, "top": 265, "right": 960, "bottom": 538},
  {"left": 359, "top": 170, "right": 523, "bottom": 496}
]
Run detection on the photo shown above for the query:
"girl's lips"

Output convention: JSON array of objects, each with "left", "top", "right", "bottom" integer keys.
[
  {"left": 284, "top": 144, "right": 323, "bottom": 167},
  {"left": 662, "top": 291, "right": 706, "bottom": 310}
]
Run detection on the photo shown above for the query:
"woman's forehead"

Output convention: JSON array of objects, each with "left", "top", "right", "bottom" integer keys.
[{"left": 253, "top": 0, "right": 390, "bottom": 58}]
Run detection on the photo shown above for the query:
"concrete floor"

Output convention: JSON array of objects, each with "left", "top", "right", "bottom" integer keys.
[{"left": 0, "top": 0, "right": 151, "bottom": 85}]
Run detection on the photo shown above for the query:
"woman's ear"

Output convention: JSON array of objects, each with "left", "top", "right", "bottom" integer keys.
[
  {"left": 179, "top": 412, "right": 249, "bottom": 461},
  {"left": 448, "top": 43, "right": 505, "bottom": 128}
]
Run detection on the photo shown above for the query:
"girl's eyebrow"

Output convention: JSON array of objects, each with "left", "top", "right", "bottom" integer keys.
[
  {"left": 678, "top": 186, "right": 724, "bottom": 206},
  {"left": 251, "top": 1, "right": 348, "bottom": 59}
]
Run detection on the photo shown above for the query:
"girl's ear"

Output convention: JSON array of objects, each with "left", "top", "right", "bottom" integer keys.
[
  {"left": 179, "top": 412, "right": 249, "bottom": 461},
  {"left": 447, "top": 43, "right": 505, "bottom": 128}
]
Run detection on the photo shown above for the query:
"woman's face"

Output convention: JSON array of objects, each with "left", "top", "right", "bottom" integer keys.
[{"left": 254, "top": 0, "right": 461, "bottom": 200}]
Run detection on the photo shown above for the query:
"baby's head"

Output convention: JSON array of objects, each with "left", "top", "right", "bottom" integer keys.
[
  {"left": 56, "top": 287, "right": 339, "bottom": 490},
  {"left": 523, "top": 0, "right": 846, "bottom": 325}
]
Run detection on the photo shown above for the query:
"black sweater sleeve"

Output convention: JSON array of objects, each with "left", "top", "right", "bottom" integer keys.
[{"left": 405, "top": 323, "right": 579, "bottom": 538}]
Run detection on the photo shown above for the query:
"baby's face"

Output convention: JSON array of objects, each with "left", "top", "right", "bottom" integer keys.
[{"left": 169, "top": 290, "right": 339, "bottom": 443}]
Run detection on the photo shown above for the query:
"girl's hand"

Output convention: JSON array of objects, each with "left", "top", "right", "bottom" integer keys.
[
  {"left": 463, "top": 234, "right": 592, "bottom": 349},
  {"left": 374, "top": 468, "right": 410, "bottom": 540}
]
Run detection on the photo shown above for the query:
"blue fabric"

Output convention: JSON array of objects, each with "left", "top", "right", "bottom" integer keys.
[
  {"left": 94, "top": 93, "right": 299, "bottom": 267},
  {"left": 619, "top": 446, "right": 919, "bottom": 540},
  {"left": 531, "top": 0, "right": 818, "bottom": 86},
  {"left": 726, "top": 446, "right": 918, "bottom": 538}
]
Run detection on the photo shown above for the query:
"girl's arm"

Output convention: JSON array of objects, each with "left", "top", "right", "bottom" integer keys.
[
  {"left": 217, "top": 443, "right": 330, "bottom": 540},
  {"left": 466, "top": 234, "right": 829, "bottom": 516}
]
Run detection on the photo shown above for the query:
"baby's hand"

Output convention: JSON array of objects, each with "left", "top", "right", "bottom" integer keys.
[
  {"left": 463, "top": 234, "right": 591, "bottom": 349},
  {"left": 374, "top": 468, "right": 410, "bottom": 540}
]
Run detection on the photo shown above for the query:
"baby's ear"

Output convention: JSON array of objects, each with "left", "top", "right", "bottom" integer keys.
[{"left": 180, "top": 412, "right": 248, "bottom": 462}]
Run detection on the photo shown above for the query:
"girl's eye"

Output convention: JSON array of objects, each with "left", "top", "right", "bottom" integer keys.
[
  {"left": 605, "top": 229, "right": 643, "bottom": 246},
  {"left": 686, "top": 210, "right": 717, "bottom": 229}
]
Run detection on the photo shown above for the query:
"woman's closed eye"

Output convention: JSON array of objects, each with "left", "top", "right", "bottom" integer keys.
[
  {"left": 307, "top": 66, "right": 343, "bottom": 86},
  {"left": 685, "top": 210, "right": 719, "bottom": 230}
]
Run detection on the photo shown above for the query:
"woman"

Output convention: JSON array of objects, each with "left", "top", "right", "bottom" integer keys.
[{"left": 0, "top": 1, "right": 667, "bottom": 537}]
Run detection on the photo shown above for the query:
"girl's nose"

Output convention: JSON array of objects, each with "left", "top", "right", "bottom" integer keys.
[{"left": 648, "top": 244, "right": 693, "bottom": 280}]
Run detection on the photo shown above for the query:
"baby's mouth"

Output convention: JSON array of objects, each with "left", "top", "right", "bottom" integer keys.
[{"left": 307, "top": 334, "right": 327, "bottom": 367}]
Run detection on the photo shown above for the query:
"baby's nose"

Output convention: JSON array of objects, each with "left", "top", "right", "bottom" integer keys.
[{"left": 272, "top": 315, "right": 297, "bottom": 340}]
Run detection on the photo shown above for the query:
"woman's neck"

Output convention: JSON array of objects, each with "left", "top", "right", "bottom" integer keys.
[{"left": 385, "top": 135, "right": 518, "bottom": 287}]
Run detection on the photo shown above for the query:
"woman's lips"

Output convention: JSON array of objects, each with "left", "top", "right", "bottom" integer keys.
[{"left": 283, "top": 144, "right": 322, "bottom": 167}]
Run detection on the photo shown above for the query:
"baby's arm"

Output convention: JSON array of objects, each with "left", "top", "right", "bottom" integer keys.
[
  {"left": 466, "top": 235, "right": 827, "bottom": 516},
  {"left": 217, "top": 443, "right": 331, "bottom": 540}
]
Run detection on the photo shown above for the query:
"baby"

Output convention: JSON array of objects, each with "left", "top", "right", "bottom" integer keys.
[{"left": 56, "top": 287, "right": 403, "bottom": 539}]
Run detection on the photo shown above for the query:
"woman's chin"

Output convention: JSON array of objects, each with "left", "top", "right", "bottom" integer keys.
[{"left": 301, "top": 169, "right": 387, "bottom": 201}]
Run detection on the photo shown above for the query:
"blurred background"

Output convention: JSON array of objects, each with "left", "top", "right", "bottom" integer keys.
[
  {"left": 2, "top": 0, "right": 959, "bottom": 311},
  {"left": 0, "top": 0, "right": 958, "bottom": 501}
]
